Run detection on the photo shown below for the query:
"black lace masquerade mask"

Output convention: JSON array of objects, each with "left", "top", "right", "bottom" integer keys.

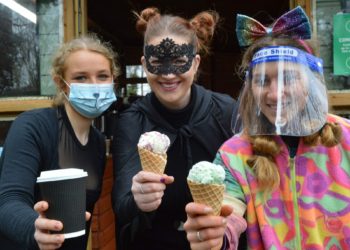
[{"left": 144, "top": 37, "right": 196, "bottom": 75}]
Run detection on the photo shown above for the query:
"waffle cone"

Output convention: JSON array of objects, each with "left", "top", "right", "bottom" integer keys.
[
  {"left": 187, "top": 180, "right": 225, "bottom": 216},
  {"left": 138, "top": 147, "right": 167, "bottom": 174}
]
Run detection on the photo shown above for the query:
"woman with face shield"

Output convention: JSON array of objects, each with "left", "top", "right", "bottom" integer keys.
[
  {"left": 243, "top": 45, "right": 327, "bottom": 136},
  {"left": 111, "top": 7, "right": 241, "bottom": 250},
  {"left": 184, "top": 6, "right": 350, "bottom": 250}
]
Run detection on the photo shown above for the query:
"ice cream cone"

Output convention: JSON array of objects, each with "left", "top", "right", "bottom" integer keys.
[
  {"left": 187, "top": 180, "right": 225, "bottom": 216},
  {"left": 138, "top": 146, "right": 167, "bottom": 174}
]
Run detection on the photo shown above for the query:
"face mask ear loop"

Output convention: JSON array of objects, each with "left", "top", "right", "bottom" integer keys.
[
  {"left": 59, "top": 76, "right": 71, "bottom": 100},
  {"left": 111, "top": 78, "right": 118, "bottom": 98}
]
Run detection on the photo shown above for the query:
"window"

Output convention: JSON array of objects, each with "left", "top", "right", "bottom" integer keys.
[
  {"left": 315, "top": 0, "right": 350, "bottom": 90},
  {"left": 126, "top": 65, "right": 146, "bottom": 78},
  {"left": 123, "top": 65, "right": 151, "bottom": 97},
  {"left": 0, "top": 0, "right": 85, "bottom": 114},
  {"left": 0, "top": 0, "right": 63, "bottom": 98},
  {"left": 1, "top": 0, "right": 38, "bottom": 96}
]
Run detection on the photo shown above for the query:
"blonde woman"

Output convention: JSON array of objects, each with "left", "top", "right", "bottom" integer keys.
[{"left": 0, "top": 34, "right": 120, "bottom": 250}]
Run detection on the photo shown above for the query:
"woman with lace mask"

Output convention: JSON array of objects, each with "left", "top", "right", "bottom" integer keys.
[{"left": 111, "top": 7, "right": 241, "bottom": 250}]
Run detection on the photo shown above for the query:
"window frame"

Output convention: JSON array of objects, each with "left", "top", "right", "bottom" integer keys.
[
  {"left": 290, "top": 0, "right": 350, "bottom": 108},
  {"left": 0, "top": 0, "right": 87, "bottom": 115}
]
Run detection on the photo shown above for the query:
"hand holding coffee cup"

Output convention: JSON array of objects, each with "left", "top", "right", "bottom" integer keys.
[
  {"left": 36, "top": 168, "right": 88, "bottom": 239},
  {"left": 34, "top": 200, "right": 65, "bottom": 248}
]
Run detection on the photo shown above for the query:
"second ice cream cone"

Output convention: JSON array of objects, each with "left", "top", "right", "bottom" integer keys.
[
  {"left": 187, "top": 180, "right": 225, "bottom": 216},
  {"left": 138, "top": 147, "right": 167, "bottom": 174}
]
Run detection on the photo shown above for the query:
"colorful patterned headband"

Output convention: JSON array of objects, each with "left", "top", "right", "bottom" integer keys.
[{"left": 236, "top": 6, "right": 311, "bottom": 47}]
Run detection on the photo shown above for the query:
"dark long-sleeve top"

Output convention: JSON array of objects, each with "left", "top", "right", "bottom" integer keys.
[
  {"left": 112, "top": 84, "right": 237, "bottom": 250},
  {"left": 0, "top": 106, "right": 106, "bottom": 250}
]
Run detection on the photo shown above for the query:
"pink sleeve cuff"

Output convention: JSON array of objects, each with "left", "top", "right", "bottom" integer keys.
[{"left": 223, "top": 213, "right": 247, "bottom": 250}]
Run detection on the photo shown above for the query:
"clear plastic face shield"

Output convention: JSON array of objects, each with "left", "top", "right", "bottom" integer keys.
[{"left": 235, "top": 46, "right": 328, "bottom": 136}]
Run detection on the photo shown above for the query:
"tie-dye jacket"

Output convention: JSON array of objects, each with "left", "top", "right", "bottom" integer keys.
[{"left": 214, "top": 114, "right": 350, "bottom": 250}]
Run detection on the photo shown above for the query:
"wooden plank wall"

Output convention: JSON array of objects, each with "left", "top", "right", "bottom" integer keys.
[{"left": 91, "top": 157, "right": 116, "bottom": 250}]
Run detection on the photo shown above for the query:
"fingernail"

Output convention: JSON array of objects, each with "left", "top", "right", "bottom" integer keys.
[
  {"left": 55, "top": 222, "right": 61, "bottom": 229},
  {"left": 222, "top": 218, "right": 227, "bottom": 224},
  {"left": 204, "top": 207, "right": 213, "bottom": 213},
  {"left": 160, "top": 177, "right": 165, "bottom": 183}
]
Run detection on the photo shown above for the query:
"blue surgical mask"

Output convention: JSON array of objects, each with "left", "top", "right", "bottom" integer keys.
[{"left": 62, "top": 80, "right": 117, "bottom": 119}]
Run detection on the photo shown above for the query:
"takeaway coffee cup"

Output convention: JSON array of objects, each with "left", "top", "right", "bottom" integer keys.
[{"left": 37, "top": 168, "right": 88, "bottom": 238}]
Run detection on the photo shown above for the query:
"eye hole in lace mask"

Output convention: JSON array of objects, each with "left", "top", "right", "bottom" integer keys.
[{"left": 144, "top": 37, "right": 196, "bottom": 75}]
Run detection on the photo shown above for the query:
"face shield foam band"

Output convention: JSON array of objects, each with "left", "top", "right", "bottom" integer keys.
[{"left": 250, "top": 46, "right": 323, "bottom": 74}]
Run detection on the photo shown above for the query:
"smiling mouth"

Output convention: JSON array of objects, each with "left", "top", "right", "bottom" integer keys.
[
  {"left": 275, "top": 118, "right": 287, "bottom": 127},
  {"left": 160, "top": 81, "right": 180, "bottom": 90},
  {"left": 267, "top": 102, "right": 290, "bottom": 111}
]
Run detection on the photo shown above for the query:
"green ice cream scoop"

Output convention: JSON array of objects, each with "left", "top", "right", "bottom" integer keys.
[{"left": 187, "top": 161, "right": 225, "bottom": 185}]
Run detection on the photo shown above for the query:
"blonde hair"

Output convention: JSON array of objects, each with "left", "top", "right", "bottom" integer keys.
[
  {"left": 247, "top": 123, "right": 341, "bottom": 195},
  {"left": 51, "top": 33, "right": 121, "bottom": 106}
]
